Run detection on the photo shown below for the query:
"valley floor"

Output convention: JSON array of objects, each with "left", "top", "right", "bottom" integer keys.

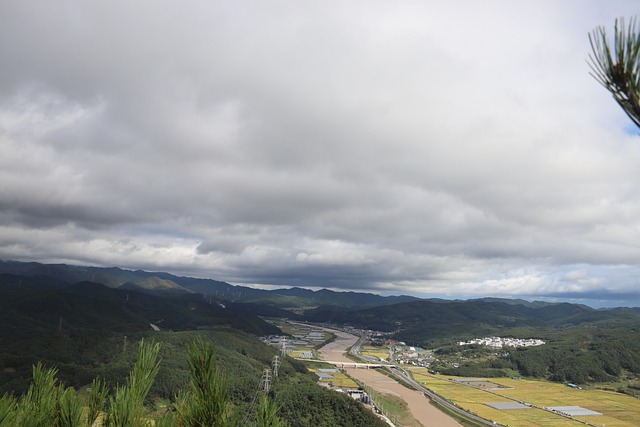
[{"left": 317, "top": 328, "right": 464, "bottom": 427}]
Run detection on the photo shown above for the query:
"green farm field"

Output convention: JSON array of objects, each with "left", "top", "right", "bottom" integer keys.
[{"left": 408, "top": 368, "right": 640, "bottom": 427}]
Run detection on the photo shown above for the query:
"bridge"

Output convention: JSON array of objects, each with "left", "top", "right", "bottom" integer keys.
[{"left": 301, "top": 359, "right": 396, "bottom": 369}]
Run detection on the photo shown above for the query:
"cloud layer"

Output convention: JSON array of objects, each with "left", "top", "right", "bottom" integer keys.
[{"left": 2, "top": 1, "right": 640, "bottom": 306}]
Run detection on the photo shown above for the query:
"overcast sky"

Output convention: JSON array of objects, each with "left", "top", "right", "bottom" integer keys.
[{"left": 3, "top": 1, "right": 640, "bottom": 307}]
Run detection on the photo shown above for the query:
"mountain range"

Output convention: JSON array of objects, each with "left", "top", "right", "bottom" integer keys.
[
  {"left": 3, "top": 259, "right": 639, "bottom": 340},
  {"left": 3, "top": 259, "right": 640, "bottom": 392}
]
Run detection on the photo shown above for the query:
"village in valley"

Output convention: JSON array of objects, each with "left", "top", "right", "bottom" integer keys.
[
  {"left": 457, "top": 336, "right": 546, "bottom": 348},
  {"left": 262, "top": 320, "right": 547, "bottom": 376}
]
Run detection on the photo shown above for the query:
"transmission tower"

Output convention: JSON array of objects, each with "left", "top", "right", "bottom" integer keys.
[
  {"left": 280, "top": 336, "right": 287, "bottom": 356},
  {"left": 272, "top": 355, "right": 280, "bottom": 378},
  {"left": 260, "top": 368, "right": 272, "bottom": 394}
]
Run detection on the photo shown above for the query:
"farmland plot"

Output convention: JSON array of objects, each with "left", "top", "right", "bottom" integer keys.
[{"left": 408, "top": 368, "right": 640, "bottom": 427}]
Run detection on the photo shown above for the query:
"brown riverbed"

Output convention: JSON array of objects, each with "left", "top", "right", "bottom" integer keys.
[{"left": 317, "top": 329, "right": 463, "bottom": 427}]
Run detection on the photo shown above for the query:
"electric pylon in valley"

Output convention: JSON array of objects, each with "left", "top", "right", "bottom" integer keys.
[
  {"left": 260, "top": 368, "right": 272, "bottom": 394},
  {"left": 272, "top": 355, "right": 280, "bottom": 378}
]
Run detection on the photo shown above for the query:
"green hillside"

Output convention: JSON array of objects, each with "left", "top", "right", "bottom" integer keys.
[
  {"left": 0, "top": 273, "right": 280, "bottom": 395},
  {"left": 301, "top": 298, "right": 640, "bottom": 339},
  {"left": 0, "top": 272, "right": 387, "bottom": 426}
]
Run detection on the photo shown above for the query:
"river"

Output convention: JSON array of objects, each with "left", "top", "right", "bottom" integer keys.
[{"left": 316, "top": 328, "right": 463, "bottom": 427}]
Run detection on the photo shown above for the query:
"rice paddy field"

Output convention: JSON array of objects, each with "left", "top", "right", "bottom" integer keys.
[
  {"left": 286, "top": 349, "right": 314, "bottom": 358},
  {"left": 408, "top": 367, "right": 640, "bottom": 427},
  {"left": 360, "top": 345, "right": 390, "bottom": 361},
  {"left": 308, "top": 367, "right": 360, "bottom": 389},
  {"left": 268, "top": 321, "right": 334, "bottom": 360}
]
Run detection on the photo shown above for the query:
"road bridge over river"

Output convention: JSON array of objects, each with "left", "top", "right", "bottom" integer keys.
[
  {"left": 312, "top": 325, "right": 466, "bottom": 427},
  {"left": 304, "top": 359, "right": 395, "bottom": 369}
]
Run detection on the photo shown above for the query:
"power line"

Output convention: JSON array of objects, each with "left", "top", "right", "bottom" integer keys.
[{"left": 242, "top": 354, "right": 282, "bottom": 425}]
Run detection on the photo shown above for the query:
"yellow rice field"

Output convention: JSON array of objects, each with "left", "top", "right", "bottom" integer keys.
[
  {"left": 286, "top": 350, "right": 313, "bottom": 358},
  {"left": 360, "top": 345, "right": 389, "bottom": 361},
  {"left": 408, "top": 367, "right": 640, "bottom": 427},
  {"left": 309, "top": 368, "right": 359, "bottom": 389}
]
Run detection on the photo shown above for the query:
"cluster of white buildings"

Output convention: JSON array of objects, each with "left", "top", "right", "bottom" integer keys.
[
  {"left": 393, "top": 345, "right": 434, "bottom": 367},
  {"left": 458, "top": 337, "right": 545, "bottom": 348}
]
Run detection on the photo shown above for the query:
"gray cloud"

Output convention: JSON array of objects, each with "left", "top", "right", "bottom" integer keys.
[{"left": 2, "top": 1, "right": 640, "bottom": 306}]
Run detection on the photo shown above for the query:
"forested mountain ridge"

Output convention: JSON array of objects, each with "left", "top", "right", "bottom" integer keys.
[
  {"left": 0, "top": 273, "right": 278, "bottom": 335},
  {"left": 302, "top": 298, "right": 640, "bottom": 341},
  {"left": 0, "top": 260, "right": 418, "bottom": 309},
  {"left": 4, "top": 260, "right": 639, "bottom": 340},
  {"left": 0, "top": 271, "right": 282, "bottom": 393}
]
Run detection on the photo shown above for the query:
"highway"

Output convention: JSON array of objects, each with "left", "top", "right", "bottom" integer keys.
[
  {"left": 307, "top": 322, "right": 481, "bottom": 426},
  {"left": 388, "top": 367, "right": 500, "bottom": 426},
  {"left": 347, "top": 331, "right": 500, "bottom": 426}
]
